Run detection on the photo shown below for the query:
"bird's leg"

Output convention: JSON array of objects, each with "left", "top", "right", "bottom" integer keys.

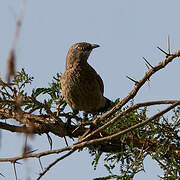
[
  {"left": 78, "top": 113, "right": 97, "bottom": 141},
  {"left": 66, "top": 117, "right": 71, "bottom": 129},
  {"left": 65, "top": 110, "right": 78, "bottom": 129}
]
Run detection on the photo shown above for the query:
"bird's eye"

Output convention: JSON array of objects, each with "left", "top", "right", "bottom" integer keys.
[{"left": 77, "top": 46, "right": 83, "bottom": 51}]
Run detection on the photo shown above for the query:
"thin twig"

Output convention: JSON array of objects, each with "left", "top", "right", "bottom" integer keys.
[
  {"left": 38, "top": 158, "right": 43, "bottom": 171},
  {"left": 23, "top": 134, "right": 28, "bottom": 155},
  {"left": 27, "top": 96, "right": 62, "bottom": 123},
  {"left": 168, "top": 35, "right": 171, "bottom": 55},
  {"left": 0, "top": 172, "right": 5, "bottom": 178},
  {"left": 0, "top": 146, "right": 72, "bottom": 162},
  {"left": 126, "top": 76, "right": 139, "bottom": 84},
  {"left": 145, "top": 63, "right": 151, "bottom": 70},
  {"left": 64, "top": 137, "right": 69, "bottom": 146},
  {"left": 129, "top": 143, "right": 145, "bottom": 170},
  {"left": 37, "top": 150, "right": 76, "bottom": 180},
  {"left": 157, "top": 46, "right": 169, "bottom": 56},
  {"left": 12, "top": 162, "right": 18, "bottom": 180},
  {"left": 123, "top": 143, "right": 145, "bottom": 177},
  {"left": 46, "top": 133, "right": 53, "bottom": 150},
  {"left": 93, "top": 48, "right": 180, "bottom": 125},
  {"left": 142, "top": 57, "right": 154, "bottom": 68}
]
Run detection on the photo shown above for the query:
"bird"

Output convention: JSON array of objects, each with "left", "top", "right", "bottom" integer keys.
[{"left": 60, "top": 42, "right": 111, "bottom": 116}]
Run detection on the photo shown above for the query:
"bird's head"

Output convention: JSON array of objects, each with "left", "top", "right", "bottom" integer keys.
[{"left": 65, "top": 42, "right": 100, "bottom": 69}]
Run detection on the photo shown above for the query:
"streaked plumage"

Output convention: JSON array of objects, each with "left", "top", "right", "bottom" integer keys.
[{"left": 61, "top": 42, "right": 111, "bottom": 114}]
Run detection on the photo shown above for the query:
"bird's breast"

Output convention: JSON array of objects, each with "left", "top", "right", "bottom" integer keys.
[{"left": 61, "top": 67, "right": 105, "bottom": 112}]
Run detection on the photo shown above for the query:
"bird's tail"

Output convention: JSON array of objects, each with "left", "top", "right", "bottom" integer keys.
[
  {"left": 104, "top": 97, "right": 113, "bottom": 111},
  {"left": 97, "top": 97, "right": 113, "bottom": 113}
]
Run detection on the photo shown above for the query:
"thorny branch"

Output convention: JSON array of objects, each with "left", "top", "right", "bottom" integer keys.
[
  {"left": 37, "top": 150, "right": 76, "bottom": 180},
  {"left": 94, "top": 48, "right": 180, "bottom": 123},
  {"left": 1, "top": 4, "right": 180, "bottom": 177},
  {"left": 79, "top": 100, "right": 180, "bottom": 143},
  {"left": 0, "top": 100, "right": 179, "bottom": 136},
  {"left": 0, "top": 102, "right": 180, "bottom": 163}
]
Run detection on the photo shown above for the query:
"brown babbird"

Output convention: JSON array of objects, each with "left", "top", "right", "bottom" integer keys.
[{"left": 61, "top": 42, "right": 111, "bottom": 115}]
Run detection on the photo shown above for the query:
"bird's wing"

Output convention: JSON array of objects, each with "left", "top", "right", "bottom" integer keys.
[
  {"left": 96, "top": 73, "right": 104, "bottom": 94},
  {"left": 87, "top": 64, "right": 104, "bottom": 94}
]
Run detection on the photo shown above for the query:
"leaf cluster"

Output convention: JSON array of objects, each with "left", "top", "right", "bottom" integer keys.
[{"left": 90, "top": 105, "right": 179, "bottom": 179}]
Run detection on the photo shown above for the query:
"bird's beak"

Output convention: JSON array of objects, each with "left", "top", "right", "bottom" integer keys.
[{"left": 91, "top": 44, "right": 100, "bottom": 49}]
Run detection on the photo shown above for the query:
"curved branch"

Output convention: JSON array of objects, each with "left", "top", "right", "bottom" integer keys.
[
  {"left": 37, "top": 150, "right": 76, "bottom": 180},
  {"left": 0, "top": 108, "right": 66, "bottom": 137},
  {"left": 0, "top": 100, "right": 179, "bottom": 138},
  {"left": 96, "top": 49, "right": 180, "bottom": 122},
  {"left": 0, "top": 122, "right": 40, "bottom": 134},
  {"left": 78, "top": 102, "right": 180, "bottom": 146},
  {"left": 80, "top": 100, "right": 180, "bottom": 142},
  {"left": 0, "top": 146, "right": 72, "bottom": 162}
]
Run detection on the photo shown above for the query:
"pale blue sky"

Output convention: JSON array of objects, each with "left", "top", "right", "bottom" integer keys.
[{"left": 0, "top": 0, "right": 180, "bottom": 179}]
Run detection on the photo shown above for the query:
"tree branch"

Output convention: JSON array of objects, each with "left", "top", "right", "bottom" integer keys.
[
  {"left": 37, "top": 150, "right": 76, "bottom": 180},
  {"left": 0, "top": 121, "right": 40, "bottom": 134},
  {"left": 0, "top": 102, "right": 179, "bottom": 164},
  {"left": 78, "top": 102, "right": 180, "bottom": 145},
  {"left": 80, "top": 100, "right": 180, "bottom": 142},
  {"left": 95, "top": 49, "right": 180, "bottom": 123},
  {"left": 0, "top": 107, "right": 67, "bottom": 137}
]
